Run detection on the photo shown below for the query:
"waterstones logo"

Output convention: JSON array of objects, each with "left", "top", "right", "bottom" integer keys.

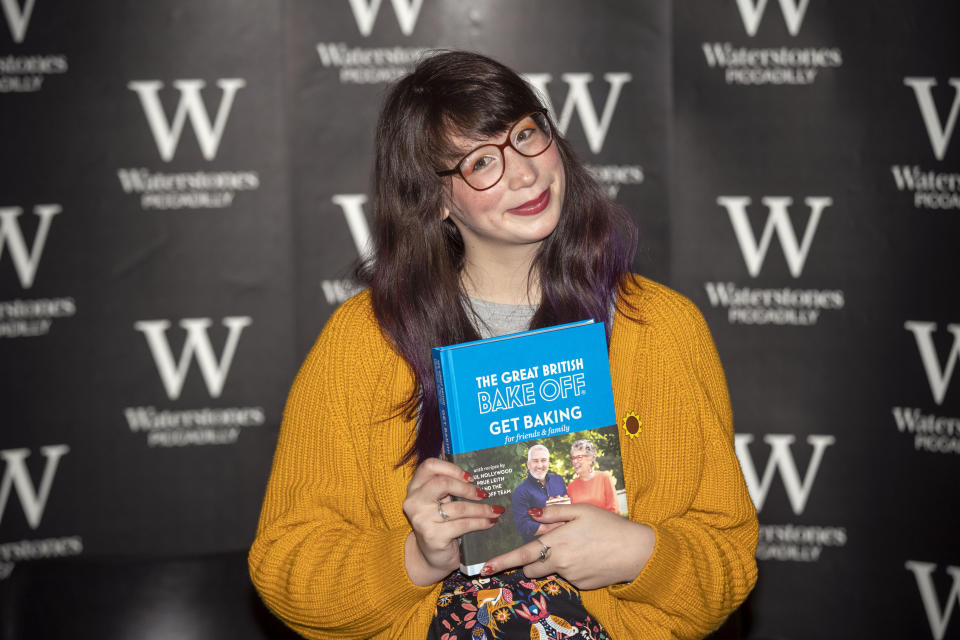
[
  {"left": 347, "top": 0, "right": 423, "bottom": 37},
  {"left": 0, "top": 204, "right": 76, "bottom": 339},
  {"left": 127, "top": 316, "right": 265, "bottom": 448},
  {"left": 316, "top": 42, "right": 427, "bottom": 84},
  {"left": 735, "top": 433, "right": 834, "bottom": 515},
  {"left": 321, "top": 194, "right": 371, "bottom": 306},
  {"left": 316, "top": 0, "right": 426, "bottom": 84},
  {"left": 735, "top": 433, "right": 846, "bottom": 562},
  {"left": 906, "top": 561, "right": 960, "bottom": 640},
  {"left": 1, "top": 0, "right": 34, "bottom": 43},
  {"left": 892, "top": 322, "right": 960, "bottom": 456},
  {"left": 0, "top": 204, "right": 57, "bottom": 289},
  {"left": 0, "top": 0, "right": 68, "bottom": 93},
  {"left": 0, "top": 445, "right": 82, "bottom": 580},
  {"left": 890, "top": 78, "right": 960, "bottom": 212},
  {"left": 907, "top": 321, "right": 960, "bottom": 406},
  {"left": 135, "top": 316, "right": 252, "bottom": 400},
  {"left": 523, "top": 72, "right": 631, "bottom": 155},
  {"left": 129, "top": 79, "right": 245, "bottom": 161},
  {"left": 701, "top": 0, "right": 841, "bottom": 86},
  {"left": 735, "top": 0, "right": 810, "bottom": 37},
  {"left": 0, "top": 445, "right": 68, "bottom": 530},
  {"left": 524, "top": 72, "right": 642, "bottom": 199},
  {"left": 908, "top": 77, "right": 960, "bottom": 161},
  {"left": 705, "top": 196, "right": 844, "bottom": 326},
  {"left": 582, "top": 164, "right": 643, "bottom": 200},
  {"left": 120, "top": 79, "right": 260, "bottom": 211}
]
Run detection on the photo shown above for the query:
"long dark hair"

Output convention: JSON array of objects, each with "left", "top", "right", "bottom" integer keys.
[{"left": 355, "top": 51, "right": 638, "bottom": 465}]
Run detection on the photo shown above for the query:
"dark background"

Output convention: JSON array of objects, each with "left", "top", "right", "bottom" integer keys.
[{"left": 1, "top": 1, "right": 957, "bottom": 638}]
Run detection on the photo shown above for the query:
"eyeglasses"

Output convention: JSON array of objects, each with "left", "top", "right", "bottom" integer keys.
[
  {"left": 436, "top": 110, "right": 554, "bottom": 191},
  {"left": 571, "top": 454, "right": 593, "bottom": 462}
]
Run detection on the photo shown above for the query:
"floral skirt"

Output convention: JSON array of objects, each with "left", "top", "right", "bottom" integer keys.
[{"left": 427, "top": 568, "right": 612, "bottom": 640}]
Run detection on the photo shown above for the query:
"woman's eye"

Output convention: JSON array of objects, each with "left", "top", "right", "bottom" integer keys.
[
  {"left": 470, "top": 154, "right": 497, "bottom": 173},
  {"left": 515, "top": 127, "right": 536, "bottom": 144}
]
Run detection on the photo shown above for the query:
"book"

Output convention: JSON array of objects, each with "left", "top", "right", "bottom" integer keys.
[{"left": 432, "top": 319, "right": 628, "bottom": 575}]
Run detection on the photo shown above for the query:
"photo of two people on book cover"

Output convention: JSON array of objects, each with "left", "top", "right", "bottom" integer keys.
[{"left": 454, "top": 424, "right": 628, "bottom": 560}]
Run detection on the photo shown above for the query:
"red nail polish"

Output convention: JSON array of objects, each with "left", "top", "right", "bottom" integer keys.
[
  {"left": 477, "top": 488, "right": 489, "bottom": 499},
  {"left": 488, "top": 518, "right": 499, "bottom": 525},
  {"left": 463, "top": 471, "right": 474, "bottom": 482},
  {"left": 527, "top": 507, "right": 543, "bottom": 517},
  {"left": 480, "top": 565, "right": 493, "bottom": 576},
  {"left": 492, "top": 505, "right": 506, "bottom": 515}
]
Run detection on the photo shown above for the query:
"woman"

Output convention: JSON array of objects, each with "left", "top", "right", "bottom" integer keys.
[
  {"left": 249, "top": 50, "right": 757, "bottom": 639},
  {"left": 566, "top": 439, "right": 618, "bottom": 513}
]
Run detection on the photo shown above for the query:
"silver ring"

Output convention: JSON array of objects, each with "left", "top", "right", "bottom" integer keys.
[
  {"left": 437, "top": 500, "right": 449, "bottom": 521},
  {"left": 537, "top": 540, "right": 551, "bottom": 562}
]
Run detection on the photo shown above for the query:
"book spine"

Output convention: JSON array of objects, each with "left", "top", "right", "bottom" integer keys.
[{"left": 432, "top": 351, "right": 454, "bottom": 456}]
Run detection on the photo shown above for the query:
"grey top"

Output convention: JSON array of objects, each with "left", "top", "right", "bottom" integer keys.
[{"left": 467, "top": 297, "right": 537, "bottom": 339}]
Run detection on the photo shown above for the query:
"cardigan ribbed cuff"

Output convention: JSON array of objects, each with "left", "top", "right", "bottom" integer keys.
[
  {"left": 356, "top": 527, "right": 441, "bottom": 632},
  {"left": 607, "top": 522, "right": 686, "bottom": 604}
]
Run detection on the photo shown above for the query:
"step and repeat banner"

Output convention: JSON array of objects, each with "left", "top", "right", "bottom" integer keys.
[
  {"left": 1, "top": 1, "right": 957, "bottom": 639},
  {"left": 671, "top": 1, "right": 960, "bottom": 638}
]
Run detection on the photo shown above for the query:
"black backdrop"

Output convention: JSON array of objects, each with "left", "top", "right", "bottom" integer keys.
[{"left": 1, "top": 1, "right": 958, "bottom": 639}]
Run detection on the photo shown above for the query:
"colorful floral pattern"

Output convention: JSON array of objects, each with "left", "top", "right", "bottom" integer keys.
[{"left": 428, "top": 569, "right": 612, "bottom": 640}]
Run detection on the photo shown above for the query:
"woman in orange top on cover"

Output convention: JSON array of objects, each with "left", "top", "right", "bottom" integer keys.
[{"left": 566, "top": 439, "right": 619, "bottom": 513}]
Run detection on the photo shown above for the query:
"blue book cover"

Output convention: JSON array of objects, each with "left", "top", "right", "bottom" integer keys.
[{"left": 432, "top": 320, "right": 627, "bottom": 575}]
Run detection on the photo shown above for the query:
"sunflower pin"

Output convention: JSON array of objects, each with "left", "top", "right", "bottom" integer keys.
[{"left": 622, "top": 411, "right": 642, "bottom": 439}]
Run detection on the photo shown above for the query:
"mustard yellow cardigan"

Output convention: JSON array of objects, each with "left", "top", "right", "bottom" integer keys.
[{"left": 249, "top": 276, "right": 758, "bottom": 639}]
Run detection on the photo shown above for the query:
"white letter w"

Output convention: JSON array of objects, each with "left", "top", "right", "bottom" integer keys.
[
  {"left": 127, "top": 79, "right": 245, "bottom": 162},
  {"left": 134, "top": 317, "right": 252, "bottom": 400},
  {"left": 905, "top": 561, "right": 960, "bottom": 640},
  {"left": 719, "top": 196, "right": 831, "bottom": 278},
  {"left": 0, "top": 445, "right": 69, "bottom": 529},
  {"left": 904, "top": 321, "right": 960, "bottom": 406},
  {"left": 734, "top": 434, "right": 835, "bottom": 515},
  {"left": 735, "top": 0, "right": 810, "bottom": 37},
  {"left": 0, "top": 204, "right": 60, "bottom": 289}
]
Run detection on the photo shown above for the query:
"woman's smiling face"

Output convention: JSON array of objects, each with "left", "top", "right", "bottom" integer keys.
[
  {"left": 441, "top": 119, "right": 565, "bottom": 262},
  {"left": 571, "top": 449, "right": 595, "bottom": 477}
]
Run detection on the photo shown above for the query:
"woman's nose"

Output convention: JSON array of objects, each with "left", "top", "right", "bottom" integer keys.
[{"left": 503, "top": 147, "right": 537, "bottom": 189}]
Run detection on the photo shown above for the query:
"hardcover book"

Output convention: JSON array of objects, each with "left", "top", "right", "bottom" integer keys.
[{"left": 432, "top": 319, "right": 628, "bottom": 575}]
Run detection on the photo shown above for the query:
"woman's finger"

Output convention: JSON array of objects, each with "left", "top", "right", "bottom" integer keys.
[
  {"left": 433, "top": 498, "right": 505, "bottom": 523},
  {"left": 407, "top": 457, "right": 473, "bottom": 493},
  {"left": 480, "top": 536, "right": 554, "bottom": 576},
  {"left": 415, "top": 514, "right": 499, "bottom": 557},
  {"left": 409, "top": 473, "right": 489, "bottom": 509},
  {"left": 527, "top": 504, "right": 579, "bottom": 523},
  {"left": 521, "top": 547, "right": 556, "bottom": 580}
]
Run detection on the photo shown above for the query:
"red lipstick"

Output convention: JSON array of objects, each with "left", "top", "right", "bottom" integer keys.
[{"left": 508, "top": 189, "right": 550, "bottom": 216}]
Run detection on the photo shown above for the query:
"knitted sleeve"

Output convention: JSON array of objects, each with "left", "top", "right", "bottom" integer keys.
[
  {"left": 248, "top": 294, "right": 440, "bottom": 639},
  {"left": 580, "top": 279, "right": 759, "bottom": 639}
]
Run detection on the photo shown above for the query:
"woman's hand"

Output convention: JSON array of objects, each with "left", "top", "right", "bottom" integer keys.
[
  {"left": 402, "top": 457, "right": 504, "bottom": 586},
  {"left": 480, "top": 504, "right": 655, "bottom": 590}
]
